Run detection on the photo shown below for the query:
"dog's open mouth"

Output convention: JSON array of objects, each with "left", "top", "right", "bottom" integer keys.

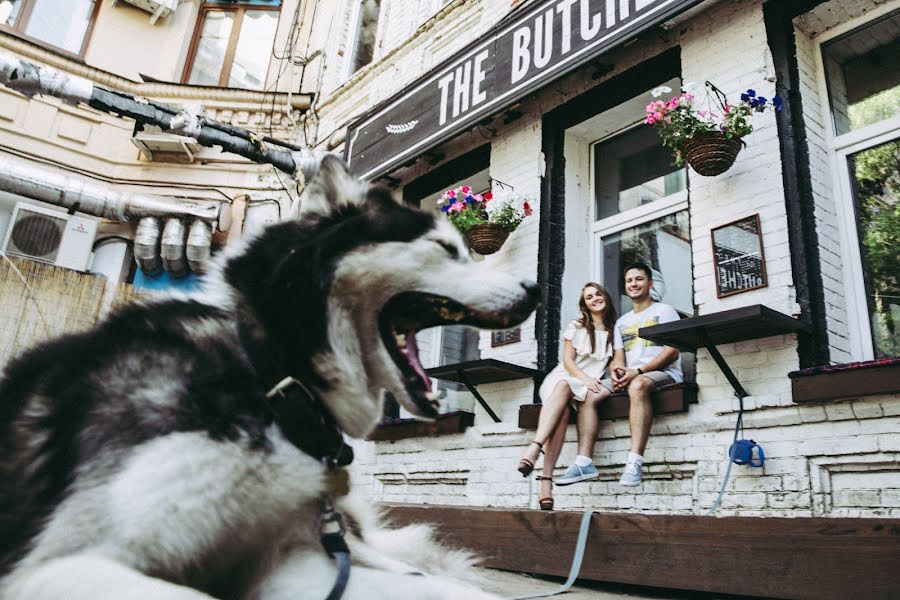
[{"left": 378, "top": 292, "right": 490, "bottom": 418}]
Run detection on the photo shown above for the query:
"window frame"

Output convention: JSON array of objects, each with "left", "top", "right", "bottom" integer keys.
[
  {"left": 812, "top": 4, "right": 900, "bottom": 360},
  {"left": 0, "top": 0, "right": 102, "bottom": 58},
  {"left": 181, "top": 1, "right": 281, "bottom": 89},
  {"left": 345, "top": 0, "right": 384, "bottom": 79},
  {"left": 588, "top": 122, "right": 691, "bottom": 316}
]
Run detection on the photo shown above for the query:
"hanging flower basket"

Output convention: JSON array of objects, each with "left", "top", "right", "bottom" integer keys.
[
  {"left": 464, "top": 223, "right": 510, "bottom": 255},
  {"left": 682, "top": 131, "right": 744, "bottom": 176},
  {"left": 645, "top": 83, "right": 782, "bottom": 178},
  {"left": 436, "top": 185, "right": 533, "bottom": 255}
]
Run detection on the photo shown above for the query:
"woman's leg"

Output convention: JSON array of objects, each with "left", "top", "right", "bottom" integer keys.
[
  {"left": 576, "top": 387, "right": 611, "bottom": 458},
  {"left": 539, "top": 406, "right": 569, "bottom": 500},
  {"left": 520, "top": 381, "right": 573, "bottom": 466}
]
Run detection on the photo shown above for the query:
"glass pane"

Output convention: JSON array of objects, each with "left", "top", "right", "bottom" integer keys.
[
  {"left": 0, "top": 1, "right": 23, "bottom": 27},
  {"left": 228, "top": 9, "right": 278, "bottom": 90},
  {"left": 188, "top": 11, "right": 234, "bottom": 86},
  {"left": 595, "top": 124, "right": 686, "bottom": 220},
  {"left": 823, "top": 10, "right": 900, "bottom": 136},
  {"left": 22, "top": 0, "right": 95, "bottom": 55},
  {"left": 598, "top": 210, "right": 693, "bottom": 317},
  {"left": 848, "top": 139, "right": 900, "bottom": 358}
]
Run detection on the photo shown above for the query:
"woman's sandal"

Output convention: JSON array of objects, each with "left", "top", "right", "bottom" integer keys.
[
  {"left": 517, "top": 440, "right": 544, "bottom": 477},
  {"left": 536, "top": 475, "right": 554, "bottom": 511}
]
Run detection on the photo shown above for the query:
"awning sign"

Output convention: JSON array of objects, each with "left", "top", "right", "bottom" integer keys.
[{"left": 345, "top": 0, "right": 700, "bottom": 180}]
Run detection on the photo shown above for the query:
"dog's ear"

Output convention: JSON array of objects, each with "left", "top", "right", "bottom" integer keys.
[{"left": 297, "top": 155, "right": 369, "bottom": 219}]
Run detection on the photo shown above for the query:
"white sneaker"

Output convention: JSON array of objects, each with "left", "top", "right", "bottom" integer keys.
[{"left": 619, "top": 460, "right": 642, "bottom": 486}]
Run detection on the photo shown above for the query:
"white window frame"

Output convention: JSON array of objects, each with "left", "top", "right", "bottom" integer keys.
[
  {"left": 812, "top": 1, "right": 900, "bottom": 360},
  {"left": 588, "top": 125, "right": 690, "bottom": 291},
  {"left": 344, "top": 0, "right": 386, "bottom": 80}
]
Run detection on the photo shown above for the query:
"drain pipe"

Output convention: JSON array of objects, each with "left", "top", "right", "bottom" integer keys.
[
  {"left": 161, "top": 218, "right": 188, "bottom": 278},
  {"left": 134, "top": 217, "right": 163, "bottom": 276},
  {"left": 186, "top": 220, "right": 212, "bottom": 273}
]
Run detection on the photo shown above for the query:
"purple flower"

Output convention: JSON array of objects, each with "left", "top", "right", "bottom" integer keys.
[
  {"left": 746, "top": 89, "right": 756, "bottom": 98},
  {"left": 741, "top": 93, "right": 750, "bottom": 102},
  {"left": 773, "top": 95, "right": 783, "bottom": 111}
]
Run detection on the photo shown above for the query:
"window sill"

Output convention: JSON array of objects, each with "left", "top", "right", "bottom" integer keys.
[
  {"left": 518, "top": 383, "right": 698, "bottom": 430},
  {"left": 368, "top": 410, "right": 475, "bottom": 442},
  {"left": 789, "top": 357, "right": 900, "bottom": 404}
]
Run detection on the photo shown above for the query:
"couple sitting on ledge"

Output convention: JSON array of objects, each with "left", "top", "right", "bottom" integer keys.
[{"left": 517, "top": 263, "right": 682, "bottom": 511}]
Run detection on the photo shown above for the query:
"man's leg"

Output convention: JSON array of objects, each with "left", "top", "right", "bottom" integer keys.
[
  {"left": 627, "top": 376, "right": 655, "bottom": 456},
  {"left": 620, "top": 372, "right": 675, "bottom": 486}
]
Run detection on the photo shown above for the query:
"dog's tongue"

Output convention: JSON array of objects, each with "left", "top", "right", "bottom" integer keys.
[{"left": 405, "top": 329, "right": 432, "bottom": 392}]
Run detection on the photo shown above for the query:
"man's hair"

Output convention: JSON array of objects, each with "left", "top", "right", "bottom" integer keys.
[{"left": 623, "top": 261, "right": 653, "bottom": 281}]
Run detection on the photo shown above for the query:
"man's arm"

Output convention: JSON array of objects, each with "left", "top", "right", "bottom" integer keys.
[{"left": 616, "top": 345, "right": 679, "bottom": 389}]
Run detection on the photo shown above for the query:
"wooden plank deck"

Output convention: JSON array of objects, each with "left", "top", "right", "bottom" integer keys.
[{"left": 384, "top": 504, "right": 900, "bottom": 600}]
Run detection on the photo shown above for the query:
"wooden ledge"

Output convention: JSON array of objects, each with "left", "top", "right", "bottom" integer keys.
[
  {"left": 790, "top": 358, "right": 900, "bottom": 404},
  {"left": 368, "top": 411, "right": 474, "bottom": 442},
  {"left": 384, "top": 504, "right": 900, "bottom": 600},
  {"left": 425, "top": 358, "right": 540, "bottom": 385},
  {"left": 517, "top": 383, "right": 697, "bottom": 430}
]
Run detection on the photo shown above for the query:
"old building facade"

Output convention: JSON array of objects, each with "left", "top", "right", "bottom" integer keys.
[{"left": 310, "top": 0, "right": 900, "bottom": 517}]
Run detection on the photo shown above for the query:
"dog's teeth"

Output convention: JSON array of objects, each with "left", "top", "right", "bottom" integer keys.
[{"left": 394, "top": 333, "right": 407, "bottom": 349}]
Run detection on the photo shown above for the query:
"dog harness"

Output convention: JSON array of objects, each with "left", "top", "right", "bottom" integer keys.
[{"left": 265, "top": 376, "right": 353, "bottom": 600}]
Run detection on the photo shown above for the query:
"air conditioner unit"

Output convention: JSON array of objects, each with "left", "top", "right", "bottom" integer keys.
[
  {"left": 1, "top": 203, "right": 97, "bottom": 272},
  {"left": 112, "top": 0, "right": 179, "bottom": 25}
]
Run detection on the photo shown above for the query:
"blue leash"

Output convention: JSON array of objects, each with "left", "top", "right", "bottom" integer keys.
[
  {"left": 511, "top": 510, "right": 594, "bottom": 599},
  {"left": 706, "top": 398, "right": 765, "bottom": 515}
]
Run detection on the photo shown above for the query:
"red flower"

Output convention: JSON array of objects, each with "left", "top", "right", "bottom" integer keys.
[
  {"left": 523, "top": 202, "right": 533, "bottom": 216},
  {"left": 484, "top": 192, "right": 493, "bottom": 201}
]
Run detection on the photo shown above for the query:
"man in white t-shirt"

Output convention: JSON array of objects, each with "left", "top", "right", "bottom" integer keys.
[{"left": 602, "top": 262, "right": 682, "bottom": 487}]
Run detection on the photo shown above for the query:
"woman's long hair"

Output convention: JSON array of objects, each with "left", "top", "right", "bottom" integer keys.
[{"left": 577, "top": 282, "right": 617, "bottom": 355}]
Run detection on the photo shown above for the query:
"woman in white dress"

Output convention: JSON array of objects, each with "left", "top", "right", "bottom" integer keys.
[{"left": 516, "top": 282, "right": 616, "bottom": 509}]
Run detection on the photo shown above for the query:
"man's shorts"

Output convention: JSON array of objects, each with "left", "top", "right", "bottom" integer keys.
[{"left": 600, "top": 370, "right": 676, "bottom": 393}]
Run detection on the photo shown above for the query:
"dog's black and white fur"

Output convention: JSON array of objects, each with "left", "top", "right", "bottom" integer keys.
[{"left": 0, "top": 156, "right": 539, "bottom": 599}]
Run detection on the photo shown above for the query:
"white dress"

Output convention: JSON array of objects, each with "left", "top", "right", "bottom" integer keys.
[{"left": 538, "top": 320, "right": 612, "bottom": 402}]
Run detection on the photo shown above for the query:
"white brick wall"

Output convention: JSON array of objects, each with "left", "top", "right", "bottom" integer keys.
[{"left": 322, "top": 0, "right": 900, "bottom": 517}]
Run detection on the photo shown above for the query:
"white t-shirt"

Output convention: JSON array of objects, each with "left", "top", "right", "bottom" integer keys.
[{"left": 613, "top": 302, "right": 683, "bottom": 383}]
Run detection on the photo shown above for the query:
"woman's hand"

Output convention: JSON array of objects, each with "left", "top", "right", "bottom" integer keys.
[
  {"left": 580, "top": 376, "right": 602, "bottom": 394},
  {"left": 612, "top": 367, "right": 640, "bottom": 391}
]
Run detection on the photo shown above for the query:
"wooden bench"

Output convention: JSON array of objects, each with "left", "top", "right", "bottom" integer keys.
[{"left": 517, "top": 382, "right": 698, "bottom": 430}]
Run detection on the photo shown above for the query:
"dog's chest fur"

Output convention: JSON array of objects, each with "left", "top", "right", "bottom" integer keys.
[{"left": 18, "top": 427, "right": 331, "bottom": 597}]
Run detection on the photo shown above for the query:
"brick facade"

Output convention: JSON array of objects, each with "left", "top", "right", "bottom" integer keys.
[{"left": 313, "top": 0, "right": 900, "bottom": 517}]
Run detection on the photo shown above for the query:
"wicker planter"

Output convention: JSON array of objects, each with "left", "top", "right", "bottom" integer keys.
[
  {"left": 464, "top": 223, "right": 510, "bottom": 255},
  {"left": 683, "top": 131, "right": 744, "bottom": 176}
]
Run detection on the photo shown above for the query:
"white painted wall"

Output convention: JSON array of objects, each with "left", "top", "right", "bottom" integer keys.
[{"left": 329, "top": 0, "right": 900, "bottom": 517}]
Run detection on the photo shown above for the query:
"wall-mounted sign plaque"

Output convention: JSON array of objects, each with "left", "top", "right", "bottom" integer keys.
[{"left": 711, "top": 214, "right": 768, "bottom": 298}]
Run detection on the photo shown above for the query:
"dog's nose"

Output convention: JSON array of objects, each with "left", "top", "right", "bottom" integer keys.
[{"left": 520, "top": 280, "right": 541, "bottom": 303}]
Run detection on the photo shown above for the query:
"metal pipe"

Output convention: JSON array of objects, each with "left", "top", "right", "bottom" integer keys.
[
  {"left": 134, "top": 217, "right": 162, "bottom": 277},
  {"left": 0, "top": 154, "right": 226, "bottom": 228},
  {"left": 161, "top": 218, "right": 188, "bottom": 278},
  {"left": 186, "top": 220, "right": 212, "bottom": 273}
]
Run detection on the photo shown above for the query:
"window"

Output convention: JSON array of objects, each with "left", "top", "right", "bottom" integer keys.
[
  {"left": 183, "top": 0, "right": 281, "bottom": 90},
  {"left": 0, "top": 0, "right": 100, "bottom": 56},
  {"left": 590, "top": 98, "right": 692, "bottom": 318},
  {"left": 348, "top": 0, "right": 381, "bottom": 74},
  {"left": 821, "top": 9, "right": 900, "bottom": 359}
]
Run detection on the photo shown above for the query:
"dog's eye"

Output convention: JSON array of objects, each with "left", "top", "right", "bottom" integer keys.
[{"left": 435, "top": 240, "right": 459, "bottom": 259}]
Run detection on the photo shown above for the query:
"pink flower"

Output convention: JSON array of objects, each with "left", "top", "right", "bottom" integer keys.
[
  {"left": 447, "top": 189, "right": 456, "bottom": 198},
  {"left": 460, "top": 185, "right": 471, "bottom": 194},
  {"left": 473, "top": 194, "right": 484, "bottom": 202},
  {"left": 450, "top": 202, "right": 464, "bottom": 213}
]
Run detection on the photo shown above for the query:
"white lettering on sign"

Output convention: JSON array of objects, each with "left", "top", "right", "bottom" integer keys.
[
  {"left": 511, "top": 0, "right": 626, "bottom": 85},
  {"left": 438, "top": 49, "right": 491, "bottom": 126}
]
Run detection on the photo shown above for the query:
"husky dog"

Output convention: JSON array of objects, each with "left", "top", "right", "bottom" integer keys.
[{"left": 0, "top": 156, "right": 540, "bottom": 599}]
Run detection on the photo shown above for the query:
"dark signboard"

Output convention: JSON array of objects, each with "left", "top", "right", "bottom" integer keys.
[{"left": 345, "top": 0, "right": 700, "bottom": 180}]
